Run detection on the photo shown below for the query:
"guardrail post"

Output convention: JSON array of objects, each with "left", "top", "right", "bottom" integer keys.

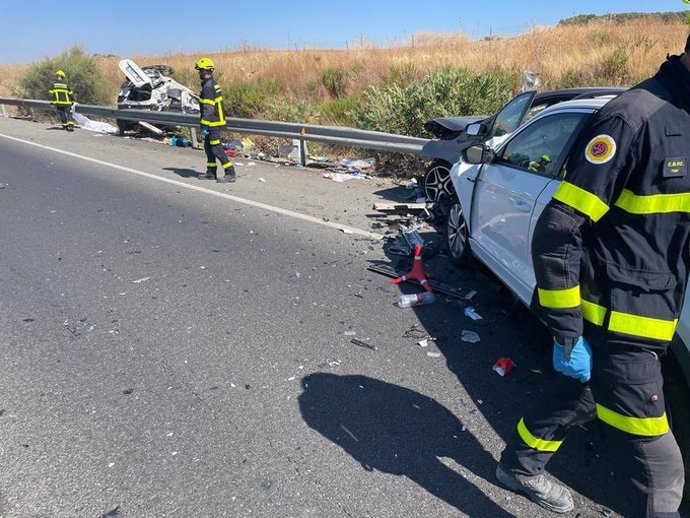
[
  {"left": 190, "top": 127, "right": 199, "bottom": 149},
  {"left": 299, "top": 127, "right": 307, "bottom": 167},
  {"left": 29, "top": 107, "right": 36, "bottom": 121},
  {"left": 0, "top": 104, "right": 6, "bottom": 118}
]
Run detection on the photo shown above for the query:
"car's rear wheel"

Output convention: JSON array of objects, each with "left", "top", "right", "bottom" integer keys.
[
  {"left": 447, "top": 201, "right": 472, "bottom": 266},
  {"left": 424, "top": 160, "right": 455, "bottom": 202}
]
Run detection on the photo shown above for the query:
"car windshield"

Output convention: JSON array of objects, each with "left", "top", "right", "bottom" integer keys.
[{"left": 490, "top": 92, "right": 533, "bottom": 138}]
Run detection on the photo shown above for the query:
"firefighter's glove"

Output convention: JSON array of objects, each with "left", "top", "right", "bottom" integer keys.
[
  {"left": 553, "top": 336, "right": 592, "bottom": 382},
  {"left": 200, "top": 128, "right": 209, "bottom": 138}
]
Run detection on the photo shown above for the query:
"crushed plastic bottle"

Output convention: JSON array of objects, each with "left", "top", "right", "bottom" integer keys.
[{"left": 397, "top": 292, "right": 437, "bottom": 308}]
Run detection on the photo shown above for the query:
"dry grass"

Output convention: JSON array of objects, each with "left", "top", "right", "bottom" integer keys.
[{"left": 0, "top": 18, "right": 686, "bottom": 99}]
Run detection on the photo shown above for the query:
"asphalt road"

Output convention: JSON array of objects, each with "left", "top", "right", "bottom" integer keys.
[{"left": 0, "top": 116, "right": 643, "bottom": 517}]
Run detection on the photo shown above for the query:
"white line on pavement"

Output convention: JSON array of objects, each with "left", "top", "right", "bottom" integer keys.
[{"left": 0, "top": 132, "right": 383, "bottom": 240}]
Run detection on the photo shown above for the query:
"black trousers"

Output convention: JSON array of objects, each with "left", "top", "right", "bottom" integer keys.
[
  {"left": 56, "top": 105, "right": 73, "bottom": 129},
  {"left": 203, "top": 130, "right": 233, "bottom": 179},
  {"left": 500, "top": 335, "right": 685, "bottom": 518}
]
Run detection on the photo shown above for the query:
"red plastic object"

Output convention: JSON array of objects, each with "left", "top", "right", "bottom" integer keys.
[
  {"left": 224, "top": 149, "right": 237, "bottom": 157},
  {"left": 391, "top": 244, "right": 432, "bottom": 292},
  {"left": 493, "top": 357, "right": 516, "bottom": 377}
]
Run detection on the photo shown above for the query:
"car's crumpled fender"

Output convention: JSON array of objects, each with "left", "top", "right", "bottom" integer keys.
[{"left": 418, "top": 138, "right": 473, "bottom": 163}]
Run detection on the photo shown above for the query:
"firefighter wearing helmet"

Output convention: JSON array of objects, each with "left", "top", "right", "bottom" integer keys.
[
  {"left": 195, "top": 58, "right": 236, "bottom": 182},
  {"left": 49, "top": 70, "right": 75, "bottom": 131}
]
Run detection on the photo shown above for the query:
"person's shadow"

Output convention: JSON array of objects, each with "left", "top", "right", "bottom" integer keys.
[
  {"left": 162, "top": 166, "right": 200, "bottom": 179},
  {"left": 299, "top": 373, "right": 514, "bottom": 517}
]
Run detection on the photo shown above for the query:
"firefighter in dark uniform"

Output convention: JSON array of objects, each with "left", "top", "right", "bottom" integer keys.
[
  {"left": 195, "top": 57, "right": 236, "bottom": 183},
  {"left": 496, "top": 37, "right": 690, "bottom": 517},
  {"left": 49, "top": 70, "right": 74, "bottom": 131}
]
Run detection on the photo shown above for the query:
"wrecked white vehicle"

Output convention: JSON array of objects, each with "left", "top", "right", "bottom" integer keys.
[{"left": 116, "top": 59, "right": 199, "bottom": 134}]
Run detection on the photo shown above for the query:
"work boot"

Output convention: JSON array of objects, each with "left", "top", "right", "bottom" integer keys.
[
  {"left": 496, "top": 463, "right": 574, "bottom": 514},
  {"left": 198, "top": 172, "right": 214, "bottom": 180},
  {"left": 216, "top": 174, "right": 236, "bottom": 183}
]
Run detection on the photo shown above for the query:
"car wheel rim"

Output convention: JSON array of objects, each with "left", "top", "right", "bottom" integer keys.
[
  {"left": 424, "top": 164, "right": 453, "bottom": 202},
  {"left": 447, "top": 204, "right": 467, "bottom": 258}
]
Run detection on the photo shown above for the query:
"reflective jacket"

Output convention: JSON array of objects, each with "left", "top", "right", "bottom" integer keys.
[
  {"left": 532, "top": 56, "right": 690, "bottom": 349},
  {"left": 49, "top": 80, "right": 73, "bottom": 105},
  {"left": 199, "top": 77, "right": 226, "bottom": 130}
]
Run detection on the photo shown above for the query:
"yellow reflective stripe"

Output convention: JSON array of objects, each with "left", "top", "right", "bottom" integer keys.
[
  {"left": 609, "top": 311, "right": 677, "bottom": 341},
  {"left": 615, "top": 189, "right": 690, "bottom": 215},
  {"left": 517, "top": 418, "right": 562, "bottom": 452},
  {"left": 214, "top": 96, "right": 223, "bottom": 102},
  {"left": 206, "top": 162, "right": 216, "bottom": 166},
  {"left": 222, "top": 161, "right": 234, "bottom": 169},
  {"left": 199, "top": 98, "right": 215, "bottom": 105},
  {"left": 581, "top": 299, "right": 606, "bottom": 326},
  {"left": 553, "top": 181, "right": 609, "bottom": 222},
  {"left": 596, "top": 404, "right": 668, "bottom": 436},
  {"left": 538, "top": 285, "right": 580, "bottom": 309},
  {"left": 209, "top": 139, "right": 221, "bottom": 145}
]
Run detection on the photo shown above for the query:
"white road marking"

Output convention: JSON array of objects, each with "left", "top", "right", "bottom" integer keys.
[{"left": 0, "top": 132, "right": 383, "bottom": 240}]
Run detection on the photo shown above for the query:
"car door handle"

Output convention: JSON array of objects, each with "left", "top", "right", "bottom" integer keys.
[{"left": 513, "top": 200, "right": 532, "bottom": 212}]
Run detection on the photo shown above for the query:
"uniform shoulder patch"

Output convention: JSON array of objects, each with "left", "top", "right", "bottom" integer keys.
[{"left": 585, "top": 134, "right": 617, "bottom": 165}]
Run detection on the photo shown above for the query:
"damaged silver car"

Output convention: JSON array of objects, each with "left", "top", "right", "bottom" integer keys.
[{"left": 116, "top": 59, "right": 200, "bottom": 134}]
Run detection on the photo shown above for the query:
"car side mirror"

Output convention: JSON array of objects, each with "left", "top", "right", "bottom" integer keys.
[
  {"left": 463, "top": 144, "right": 492, "bottom": 164},
  {"left": 466, "top": 122, "right": 487, "bottom": 137}
]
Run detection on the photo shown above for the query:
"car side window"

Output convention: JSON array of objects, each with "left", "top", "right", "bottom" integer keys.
[{"left": 493, "top": 113, "right": 586, "bottom": 177}]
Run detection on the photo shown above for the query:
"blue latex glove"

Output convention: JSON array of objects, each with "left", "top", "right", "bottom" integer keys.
[
  {"left": 200, "top": 128, "right": 209, "bottom": 138},
  {"left": 553, "top": 336, "right": 592, "bottom": 382}
]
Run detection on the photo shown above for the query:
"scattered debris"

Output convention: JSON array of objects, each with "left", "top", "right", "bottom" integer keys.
[
  {"left": 426, "top": 351, "right": 442, "bottom": 358},
  {"left": 396, "top": 292, "right": 437, "bottom": 308},
  {"left": 322, "top": 172, "right": 368, "bottom": 183},
  {"left": 373, "top": 201, "right": 426, "bottom": 213},
  {"left": 340, "top": 228, "right": 354, "bottom": 234},
  {"left": 464, "top": 307, "right": 483, "bottom": 320},
  {"left": 463, "top": 290, "right": 477, "bottom": 301},
  {"left": 461, "top": 330, "right": 481, "bottom": 344},
  {"left": 417, "top": 339, "right": 429, "bottom": 347},
  {"left": 344, "top": 331, "right": 356, "bottom": 336},
  {"left": 340, "top": 423, "right": 360, "bottom": 442},
  {"left": 72, "top": 112, "right": 118, "bottom": 134},
  {"left": 405, "top": 178, "right": 418, "bottom": 189},
  {"left": 403, "top": 324, "right": 433, "bottom": 341},
  {"left": 132, "top": 277, "right": 151, "bottom": 284},
  {"left": 258, "top": 177, "right": 266, "bottom": 183},
  {"left": 350, "top": 338, "right": 376, "bottom": 351},
  {"left": 493, "top": 357, "right": 516, "bottom": 377}
]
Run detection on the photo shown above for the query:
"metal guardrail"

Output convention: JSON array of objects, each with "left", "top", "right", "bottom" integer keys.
[{"left": 0, "top": 97, "right": 428, "bottom": 159}]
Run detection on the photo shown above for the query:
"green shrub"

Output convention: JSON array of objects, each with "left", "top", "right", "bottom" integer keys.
[
  {"left": 316, "top": 92, "right": 363, "bottom": 125},
  {"left": 559, "top": 68, "right": 584, "bottom": 88},
  {"left": 384, "top": 63, "right": 421, "bottom": 87},
  {"left": 222, "top": 78, "right": 282, "bottom": 118},
  {"left": 321, "top": 67, "right": 348, "bottom": 98},
  {"left": 19, "top": 45, "right": 114, "bottom": 104},
  {"left": 261, "top": 97, "right": 314, "bottom": 123},
  {"left": 349, "top": 67, "right": 514, "bottom": 137},
  {"left": 601, "top": 47, "right": 629, "bottom": 83}
]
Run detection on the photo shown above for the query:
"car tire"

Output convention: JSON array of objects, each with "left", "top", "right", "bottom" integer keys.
[
  {"left": 447, "top": 201, "right": 472, "bottom": 266},
  {"left": 424, "top": 160, "right": 455, "bottom": 202}
]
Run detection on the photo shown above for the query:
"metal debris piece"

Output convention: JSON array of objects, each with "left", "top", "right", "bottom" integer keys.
[
  {"left": 132, "top": 277, "right": 151, "bottom": 284},
  {"left": 461, "top": 330, "right": 481, "bottom": 344},
  {"left": 351, "top": 338, "right": 376, "bottom": 351},
  {"left": 426, "top": 351, "right": 442, "bottom": 358},
  {"left": 417, "top": 339, "right": 429, "bottom": 347},
  {"left": 463, "top": 290, "right": 477, "bottom": 301},
  {"left": 464, "top": 306, "right": 483, "bottom": 320}
]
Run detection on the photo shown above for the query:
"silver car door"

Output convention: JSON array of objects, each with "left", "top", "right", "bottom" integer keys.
[{"left": 471, "top": 112, "right": 588, "bottom": 303}]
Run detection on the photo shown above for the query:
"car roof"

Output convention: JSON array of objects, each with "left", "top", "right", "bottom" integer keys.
[
  {"left": 532, "top": 97, "right": 613, "bottom": 117},
  {"left": 532, "top": 87, "right": 625, "bottom": 105}
]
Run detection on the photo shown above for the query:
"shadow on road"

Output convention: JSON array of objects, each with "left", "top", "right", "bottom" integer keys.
[
  {"left": 299, "top": 372, "right": 514, "bottom": 517},
  {"left": 162, "top": 166, "right": 200, "bottom": 179}
]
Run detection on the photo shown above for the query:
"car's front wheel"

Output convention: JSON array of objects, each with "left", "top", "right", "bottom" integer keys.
[
  {"left": 447, "top": 201, "right": 472, "bottom": 266},
  {"left": 424, "top": 160, "right": 455, "bottom": 202}
]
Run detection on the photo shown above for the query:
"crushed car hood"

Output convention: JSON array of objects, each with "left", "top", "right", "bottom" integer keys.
[{"left": 424, "top": 115, "right": 487, "bottom": 139}]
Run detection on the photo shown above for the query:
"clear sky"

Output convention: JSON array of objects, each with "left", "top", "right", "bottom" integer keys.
[{"left": 1, "top": 0, "right": 688, "bottom": 63}]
